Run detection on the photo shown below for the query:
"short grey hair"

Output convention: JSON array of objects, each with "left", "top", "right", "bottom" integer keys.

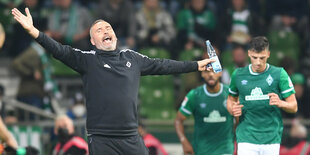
[{"left": 89, "top": 19, "right": 108, "bottom": 38}]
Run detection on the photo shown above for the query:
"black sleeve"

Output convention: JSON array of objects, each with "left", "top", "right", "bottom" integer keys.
[
  {"left": 35, "top": 32, "right": 87, "bottom": 74},
  {"left": 133, "top": 52, "right": 198, "bottom": 76},
  {"left": 64, "top": 146, "right": 86, "bottom": 155}
]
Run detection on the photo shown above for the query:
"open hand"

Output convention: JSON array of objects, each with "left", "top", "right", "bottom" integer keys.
[
  {"left": 12, "top": 8, "right": 33, "bottom": 31},
  {"left": 11, "top": 8, "right": 39, "bottom": 38}
]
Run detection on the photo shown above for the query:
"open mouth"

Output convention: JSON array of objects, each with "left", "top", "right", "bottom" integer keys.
[{"left": 103, "top": 36, "right": 112, "bottom": 43}]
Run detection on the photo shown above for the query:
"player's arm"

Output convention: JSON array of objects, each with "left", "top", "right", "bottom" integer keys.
[
  {"left": 227, "top": 95, "right": 243, "bottom": 117},
  {"left": 175, "top": 112, "right": 194, "bottom": 155},
  {"left": 227, "top": 70, "right": 243, "bottom": 116},
  {"left": 0, "top": 117, "right": 18, "bottom": 149},
  {"left": 268, "top": 68, "right": 298, "bottom": 113},
  {"left": 268, "top": 93, "right": 297, "bottom": 113}
]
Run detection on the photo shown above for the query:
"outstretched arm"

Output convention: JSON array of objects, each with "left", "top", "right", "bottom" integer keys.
[{"left": 11, "top": 8, "right": 39, "bottom": 38}]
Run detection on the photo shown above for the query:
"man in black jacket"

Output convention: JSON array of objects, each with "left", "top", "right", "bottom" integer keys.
[{"left": 12, "top": 8, "right": 215, "bottom": 155}]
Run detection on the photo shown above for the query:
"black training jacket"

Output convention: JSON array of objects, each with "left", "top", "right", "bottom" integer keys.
[{"left": 36, "top": 32, "right": 198, "bottom": 136}]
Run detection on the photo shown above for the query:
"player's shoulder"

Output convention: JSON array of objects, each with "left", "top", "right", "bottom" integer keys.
[
  {"left": 120, "top": 49, "right": 148, "bottom": 58},
  {"left": 188, "top": 85, "right": 204, "bottom": 96},
  {"left": 267, "top": 64, "right": 284, "bottom": 74}
]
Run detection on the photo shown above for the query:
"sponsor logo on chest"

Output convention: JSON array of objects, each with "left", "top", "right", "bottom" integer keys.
[
  {"left": 245, "top": 87, "right": 269, "bottom": 101},
  {"left": 203, "top": 110, "right": 226, "bottom": 123}
]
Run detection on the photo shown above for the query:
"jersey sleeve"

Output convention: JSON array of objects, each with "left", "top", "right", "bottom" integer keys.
[
  {"left": 228, "top": 69, "right": 239, "bottom": 97},
  {"left": 279, "top": 68, "right": 295, "bottom": 98},
  {"left": 179, "top": 89, "right": 196, "bottom": 117}
]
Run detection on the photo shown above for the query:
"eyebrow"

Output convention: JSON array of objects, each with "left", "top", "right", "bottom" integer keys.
[{"left": 96, "top": 27, "right": 103, "bottom": 31}]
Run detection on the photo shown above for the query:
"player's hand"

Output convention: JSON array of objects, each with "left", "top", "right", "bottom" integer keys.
[
  {"left": 197, "top": 59, "right": 215, "bottom": 71},
  {"left": 268, "top": 93, "right": 282, "bottom": 107},
  {"left": 232, "top": 101, "right": 243, "bottom": 117},
  {"left": 181, "top": 138, "right": 194, "bottom": 155}
]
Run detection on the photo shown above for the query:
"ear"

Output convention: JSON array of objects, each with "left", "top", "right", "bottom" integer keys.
[
  {"left": 267, "top": 50, "right": 270, "bottom": 58},
  {"left": 248, "top": 50, "right": 251, "bottom": 57},
  {"left": 90, "top": 37, "right": 95, "bottom": 46}
]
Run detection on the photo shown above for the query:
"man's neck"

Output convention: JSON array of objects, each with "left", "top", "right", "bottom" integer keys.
[{"left": 206, "top": 83, "right": 221, "bottom": 93}]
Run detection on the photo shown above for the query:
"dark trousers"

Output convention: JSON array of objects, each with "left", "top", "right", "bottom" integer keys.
[{"left": 88, "top": 134, "right": 148, "bottom": 155}]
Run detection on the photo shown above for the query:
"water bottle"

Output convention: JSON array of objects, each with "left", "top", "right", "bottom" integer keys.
[{"left": 206, "top": 40, "right": 222, "bottom": 73}]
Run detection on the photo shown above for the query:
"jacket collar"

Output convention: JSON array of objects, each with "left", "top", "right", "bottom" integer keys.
[{"left": 94, "top": 47, "right": 120, "bottom": 56}]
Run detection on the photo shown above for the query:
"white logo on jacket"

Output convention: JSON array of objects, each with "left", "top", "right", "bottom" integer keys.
[
  {"left": 104, "top": 64, "right": 111, "bottom": 68},
  {"left": 126, "top": 61, "right": 131, "bottom": 68}
]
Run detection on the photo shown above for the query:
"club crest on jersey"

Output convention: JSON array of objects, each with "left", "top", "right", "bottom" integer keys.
[
  {"left": 266, "top": 74, "right": 273, "bottom": 86},
  {"left": 241, "top": 80, "right": 248, "bottom": 85},
  {"left": 245, "top": 87, "right": 269, "bottom": 101},
  {"left": 203, "top": 110, "right": 226, "bottom": 123},
  {"left": 200, "top": 103, "right": 206, "bottom": 108},
  {"left": 126, "top": 61, "right": 131, "bottom": 68}
]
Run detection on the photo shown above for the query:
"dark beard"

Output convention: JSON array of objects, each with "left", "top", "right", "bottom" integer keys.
[{"left": 206, "top": 80, "right": 218, "bottom": 88}]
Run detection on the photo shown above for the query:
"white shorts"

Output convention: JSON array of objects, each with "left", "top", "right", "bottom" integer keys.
[{"left": 238, "top": 143, "right": 280, "bottom": 155}]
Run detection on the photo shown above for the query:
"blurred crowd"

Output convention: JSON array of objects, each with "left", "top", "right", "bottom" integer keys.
[{"left": 0, "top": 0, "right": 310, "bottom": 117}]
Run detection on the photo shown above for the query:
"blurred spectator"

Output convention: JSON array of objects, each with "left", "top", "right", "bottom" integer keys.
[
  {"left": 11, "top": 42, "right": 61, "bottom": 120},
  {"left": 221, "top": 0, "right": 264, "bottom": 47},
  {"left": 280, "top": 56, "right": 296, "bottom": 76},
  {"left": 0, "top": 0, "right": 22, "bottom": 40},
  {"left": 10, "top": 0, "right": 48, "bottom": 57},
  {"left": 47, "top": 0, "right": 93, "bottom": 50},
  {"left": 66, "top": 92, "right": 86, "bottom": 120},
  {"left": 138, "top": 123, "right": 168, "bottom": 155},
  {"left": 11, "top": 42, "right": 45, "bottom": 120},
  {"left": 221, "top": 44, "right": 248, "bottom": 84},
  {"left": 268, "top": 0, "right": 309, "bottom": 62},
  {"left": 280, "top": 118, "right": 309, "bottom": 155},
  {"left": 291, "top": 73, "right": 306, "bottom": 117},
  {"left": 53, "top": 115, "right": 88, "bottom": 155},
  {"left": 94, "top": 0, "right": 136, "bottom": 49},
  {"left": 176, "top": 0, "right": 217, "bottom": 50},
  {"left": 135, "top": 0, "right": 176, "bottom": 49},
  {"left": 265, "top": 0, "right": 308, "bottom": 24}
]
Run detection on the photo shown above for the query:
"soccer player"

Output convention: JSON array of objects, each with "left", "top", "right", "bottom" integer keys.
[
  {"left": 227, "top": 36, "right": 297, "bottom": 154},
  {"left": 175, "top": 69, "right": 234, "bottom": 155},
  {"left": 11, "top": 8, "right": 215, "bottom": 155}
]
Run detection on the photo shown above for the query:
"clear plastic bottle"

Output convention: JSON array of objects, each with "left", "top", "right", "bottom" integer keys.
[{"left": 206, "top": 40, "right": 222, "bottom": 73}]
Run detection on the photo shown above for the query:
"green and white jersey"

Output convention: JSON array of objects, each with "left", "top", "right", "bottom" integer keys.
[
  {"left": 179, "top": 84, "right": 234, "bottom": 155},
  {"left": 229, "top": 64, "right": 295, "bottom": 144}
]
